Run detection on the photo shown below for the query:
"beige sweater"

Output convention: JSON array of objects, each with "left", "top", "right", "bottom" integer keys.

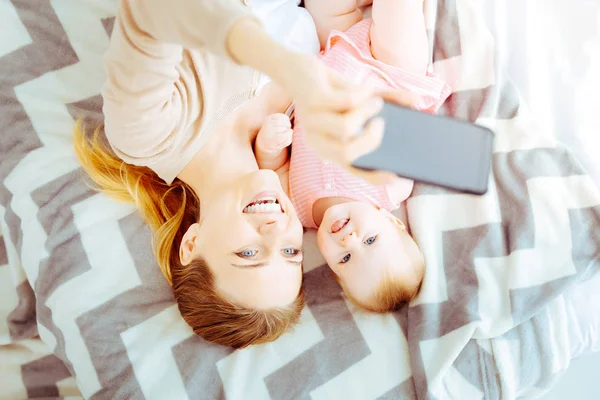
[{"left": 102, "top": 0, "right": 263, "bottom": 184}]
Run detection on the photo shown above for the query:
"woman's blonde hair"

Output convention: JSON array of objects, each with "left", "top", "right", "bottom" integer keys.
[{"left": 73, "top": 121, "right": 305, "bottom": 348}]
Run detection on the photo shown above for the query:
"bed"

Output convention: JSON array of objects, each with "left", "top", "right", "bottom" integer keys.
[{"left": 1, "top": 0, "right": 599, "bottom": 399}]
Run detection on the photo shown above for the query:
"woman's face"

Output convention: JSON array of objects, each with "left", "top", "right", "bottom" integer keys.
[{"left": 194, "top": 169, "right": 304, "bottom": 309}]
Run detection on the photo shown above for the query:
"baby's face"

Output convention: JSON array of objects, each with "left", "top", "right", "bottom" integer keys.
[{"left": 316, "top": 202, "right": 424, "bottom": 308}]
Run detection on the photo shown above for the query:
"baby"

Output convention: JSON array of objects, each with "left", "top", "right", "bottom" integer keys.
[{"left": 255, "top": 0, "right": 451, "bottom": 312}]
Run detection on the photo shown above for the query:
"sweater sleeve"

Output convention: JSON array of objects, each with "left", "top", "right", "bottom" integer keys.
[
  {"left": 131, "top": 0, "right": 256, "bottom": 60},
  {"left": 101, "top": 0, "right": 258, "bottom": 182}
]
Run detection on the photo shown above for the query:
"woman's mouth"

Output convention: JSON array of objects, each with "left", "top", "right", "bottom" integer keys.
[
  {"left": 243, "top": 196, "right": 283, "bottom": 214},
  {"left": 330, "top": 218, "right": 349, "bottom": 233}
]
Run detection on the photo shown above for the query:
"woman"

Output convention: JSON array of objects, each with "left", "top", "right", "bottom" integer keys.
[{"left": 74, "top": 0, "right": 392, "bottom": 348}]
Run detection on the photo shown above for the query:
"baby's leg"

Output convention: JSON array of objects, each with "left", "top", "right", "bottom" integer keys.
[
  {"left": 304, "top": 0, "right": 363, "bottom": 49},
  {"left": 370, "top": 0, "right": 428, "bottom": 74}
]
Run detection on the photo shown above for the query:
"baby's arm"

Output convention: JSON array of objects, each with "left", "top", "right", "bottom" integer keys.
[
  {"left": 370, "top": 0, "right": 429, "bottom": 74},
  {"left": 254, "top": 113, "right": 293, "bottom": 172},
  {"left": 385, "top": 177, "right": 414, "bottom": 207},
  {"left": 370, "top": 171, "right": 415, "bottom": 208},
  {"left": 304, "top": 0, "right": 364, "bottom": 49}
]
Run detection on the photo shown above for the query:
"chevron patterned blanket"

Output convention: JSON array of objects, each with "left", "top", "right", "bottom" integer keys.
[{"left": 1, "top": 0, "right": 600, "bottom": 399}]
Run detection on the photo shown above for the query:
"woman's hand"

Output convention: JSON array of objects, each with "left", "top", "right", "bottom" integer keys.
[
  {"left": 226, "top": 17, "right": 418, "bottom": 183},
  {"left": 281, "top": 54, "right": 384, "bottom": 144},
  {"left": 283, "top": 61, "right": 420, "bottom": 182},
  {"left": 227, "top": 20, "right": 383, "bottom": 149}
]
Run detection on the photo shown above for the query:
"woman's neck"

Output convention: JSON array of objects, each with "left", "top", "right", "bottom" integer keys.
[
  {"left": 181, "top": 112, "right": 257, "bottom": 196},
  {"left": 179, "top": 83, "right": 292, "bottom": 198}
]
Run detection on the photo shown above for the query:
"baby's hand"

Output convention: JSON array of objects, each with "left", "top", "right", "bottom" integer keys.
[
  {"left": 383, "top": 173, "right": 414, "bottom": 207},
  {"left": 256, "top": 113, "right": 293, "bottom": 154}
]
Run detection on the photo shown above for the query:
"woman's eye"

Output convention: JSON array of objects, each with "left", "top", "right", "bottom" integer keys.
[
  {"left": 282, "top": 248, "right": 300, "bottom": 256},
  {"left": 237, "top": 249, "right": 258, "bottom": 258},
  {"left": 340, "top": 254, "right": 351, "bottom": 264},
  {"left": 364, "top": 235, "right": 378, "bottom": 245}
]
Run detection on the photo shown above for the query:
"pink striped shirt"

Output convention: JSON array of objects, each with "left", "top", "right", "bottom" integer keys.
[{"left": 289, "top": 19, "right": 452, "bottom": 229}]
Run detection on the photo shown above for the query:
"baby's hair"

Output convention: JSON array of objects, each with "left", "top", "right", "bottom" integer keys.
[
  {"left": 337, "top": 258, "right": 425, "bottom": 313},
  {"left": 368, "top": 275, "right": 421, "bottom": 313},
  {"left": 73, "top": 121, "right": 304, "bottom": 348}
]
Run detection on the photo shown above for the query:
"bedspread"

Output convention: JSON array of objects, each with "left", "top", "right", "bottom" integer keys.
[{"left": 1, "top": 0, "right": 599, "bottom": 399}]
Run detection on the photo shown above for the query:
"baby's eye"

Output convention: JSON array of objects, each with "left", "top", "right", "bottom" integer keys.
[
  {"left": 237, "top": 249, "right": 258, "bottom": 259},
  {"left": 340, "top": 254, "right": 351, "bottom": 264},
  {"left": 282, "top": 248, "right": 300, "bottom": 256},
  {"left": 364, "top": 235, "right": 378, "bottom": 245}
]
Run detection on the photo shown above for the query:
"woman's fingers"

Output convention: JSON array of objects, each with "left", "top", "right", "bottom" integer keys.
[
  {"left": 337, "top": 97, "right": 384, "bottom": 141},
  {"left": 377, "top": 87, "right": 420, "bottom": 108},
  {"left": 303, "top": 96, "right": 384, "bottom": 142},
  {"left": 304, "top": 116, "right": 398, "bottom": 185},
  {"left": 305, "top": 116, "right": 384, "bottom": 164},
  {"left": 340, "top": 117, "right": 385, "bottom": 162},
  {"left": 324, "top": 69, "right": 376, "bottom": 112},
  {"left": 344, "top": 166, "right": 399, "bottom": 185}
]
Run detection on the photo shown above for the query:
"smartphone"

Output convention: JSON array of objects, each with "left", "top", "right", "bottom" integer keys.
[{"left": 352, "top": 102, "right": 494, "bottom": 195}]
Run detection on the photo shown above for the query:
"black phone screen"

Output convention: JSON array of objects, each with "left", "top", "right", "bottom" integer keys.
[{"left": 352, "top": 103, "right": 494, "bottom": 194}]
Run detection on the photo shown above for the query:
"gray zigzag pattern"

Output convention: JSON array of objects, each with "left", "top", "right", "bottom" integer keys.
[
  {"left": 7, "top": 281, "right": 37, "bottom": 341},
  {"left": 31, "top": 170, "right": 96, "bottom": 381},
  {"left": 377, "top": 376, "right": 418, "bottom": 400},
  {"left": 21, "top": 353, "right": 72, "bottom": 398},
  {"left": 406, "top": 146, "right": 600, "bottom": 398},
  {"left": 8, "top": 0, "right": 593, "bottom": 399},
  {"left": 0, "top": 0, "right": 79, "bottom": 249},
  {"left": 67, "top": 96, "right": 236, "bottom": 399},
  {"left": 432, "top": 0, "right": 461, "bottom": 62},
  {"left": 0, "top": 235, "right": 7, "bottom": 265},
  {"left": 265, "top": 265, "right": 373, "bottom": 400},
  {"left": 79, "top": 212, "right": 178, "bottom": 400},
  {"left": 2, "top": 0, "right": 464, "bottom": 399},
  {"left": 0, "top": 1, "right": 80, "bottom": 391}
]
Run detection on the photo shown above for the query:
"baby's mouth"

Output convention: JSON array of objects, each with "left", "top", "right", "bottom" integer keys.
[
  {"left": 330, "top": 218, "right": 349, "bottom": 234},
  {"left": 243, "top": 196, "right": 283, "bottom": 214}
]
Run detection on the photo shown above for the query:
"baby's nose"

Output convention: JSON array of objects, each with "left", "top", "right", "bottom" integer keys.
[{"left": 340, "top": 232, "right": 358, "bottom": 247}]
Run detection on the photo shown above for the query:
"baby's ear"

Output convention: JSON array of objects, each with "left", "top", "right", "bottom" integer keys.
[
  {"left": 392, "top": 216, "right": 407, "bottom": 231},
  {"left": 379, "top": 208, "right": 406, "bottom": 230}
]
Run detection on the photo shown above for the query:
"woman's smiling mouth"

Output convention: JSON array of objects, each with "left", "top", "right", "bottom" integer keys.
[{"left": 243, "top": 195, "right": 283, "bottom": 214}]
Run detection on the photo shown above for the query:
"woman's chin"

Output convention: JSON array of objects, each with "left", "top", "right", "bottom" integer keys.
[{"left": 238, "top": 170, "right": 285, "bottom": 202}]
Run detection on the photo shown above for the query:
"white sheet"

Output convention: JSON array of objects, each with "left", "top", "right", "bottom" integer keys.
[
  {"left": 479, "top": 0, "right": 600, "bottom": 186},
  {"left": 478, "top": 2, "right": 600, "bottom": 397}
]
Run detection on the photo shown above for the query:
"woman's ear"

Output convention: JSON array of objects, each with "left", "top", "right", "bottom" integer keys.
[{"left": 179, "top": 223, "right": 202, "bottom": 266}]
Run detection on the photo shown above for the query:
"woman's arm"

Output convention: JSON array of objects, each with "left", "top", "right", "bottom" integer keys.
[
  {"left": 102, "top": 0, "right": 260, "bottom": 179},
  {"left": 104, "top": 0, "right": 396, "bottom": 185},
  {"left": 133, "top": 0, "right": 257, "bottom": 60}
]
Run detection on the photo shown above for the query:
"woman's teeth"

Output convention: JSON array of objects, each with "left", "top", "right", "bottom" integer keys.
[{"left": 243, "top": 197, "right": 283, "bottom": 213}]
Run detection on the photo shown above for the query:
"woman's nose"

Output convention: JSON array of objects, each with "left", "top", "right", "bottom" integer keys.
[
  {"left": 340, "top": 232, "right": 358, "bottom": 247},
  {"left": 259, "top": 219, "right": 284, "bottom": 235}
]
